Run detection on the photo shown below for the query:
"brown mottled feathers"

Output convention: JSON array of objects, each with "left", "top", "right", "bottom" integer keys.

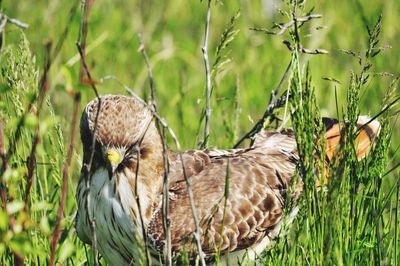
[
  {"left": 147, "top": 131, "right": 299, "bottom": 256},
  {"left": 81, "top": 95, "right": 153, "bottom": 148},
  {"left": 77, "top": 95, "right": 381, "bottom": 265}
]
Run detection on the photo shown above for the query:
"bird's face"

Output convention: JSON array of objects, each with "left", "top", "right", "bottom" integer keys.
[
  {"left": 103, "top": 145, "right": 141, "bottom": 176},
  {"left": 81, "top": 94, "right": 156, "bottom": 177}
]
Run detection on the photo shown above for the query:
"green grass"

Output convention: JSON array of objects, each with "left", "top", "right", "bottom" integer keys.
[{"left": 0, "top": 0, "right": 399, "bottom": 265}]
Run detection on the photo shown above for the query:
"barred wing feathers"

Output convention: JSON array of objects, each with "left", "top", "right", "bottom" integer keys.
[{"left": 147, "top": 131, "right": 298, "bottom": 257}]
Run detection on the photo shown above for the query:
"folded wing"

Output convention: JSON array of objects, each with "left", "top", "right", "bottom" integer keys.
[{"left": 147, "top": 132, "right": 299, "bottom": 257}]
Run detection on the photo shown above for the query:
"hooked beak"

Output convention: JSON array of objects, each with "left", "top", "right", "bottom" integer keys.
[{"left": 106, "top": 148, "right": 122, "bottom": 175}]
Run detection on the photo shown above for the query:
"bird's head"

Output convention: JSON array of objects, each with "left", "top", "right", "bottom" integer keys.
[{"left": 80, "top": 94, "right": 161, "bottom": 177}]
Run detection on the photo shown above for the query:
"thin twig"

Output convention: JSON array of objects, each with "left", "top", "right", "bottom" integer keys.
[
  {"left": 160, "top": 127, "right": 172, "bottom": 265},
  {"left": 249, "top": 14, "right": 322, "bottom": 36},
  {"left": 236, "top": 11, "right": 327, "bottom": 149},
  {"left": 0, "top": 15, "right": 7, "bottom": 54},
  {"left": 133, "top": 146, "right": 151, "bottom": 266},
  {"left": 0, "top": 121, "right": 9, "bottom": 204},
  {"left": 124, "top": 40, "right": 158, "bottom": 263},
  {"left": 24, "top": 41, "right": 53, "bottom": 207},
  {"left": 218, "top": 159, "right": 230, "bottom": 253},
  {"left": 283, "top": 40, "right": 328, "bottom": 54},
  {"left": 300, "top": 47, "right": 328, "bottom": 54},
  {"left": 277, "top": 14, "right": 322, "bottom": 35},
  {"left": 38, "top": 40, "right": 53, "bottom": 107},
  {"left": 322, "top": 77, "right": 341, "bottom": 84},
  {"left": 234, "top": 60, "right": 292, "bottom": 148},
  {"left": 179, "top": 152, "right": 206, "bottom": 265},
  {"left": 201, "top": 0, "right": 212, "bottom": 149},
  {"left": 138, "top": 34, "right": 156, "bottom": 108},
  {"left": 0, "top": 13, "right": 29, "bottom": 29},
  {"left": 49, "top": 93, "right": 81, "bottom": 266},
  {"left": 24, "top": 135, "right": 39, "bottom": 205},
  {"left": 137, "top": 38, "right": 171, "bottom": 265},
  {"left": 78, "top": 0, "right": 93, "bottom": 84},
  {"left": 77, "top": 1, "right": 100, "bottom": 264},
  {"left": 138, "top": 37, "right": 170, "bottom": 264},
  {"left": 13, "top": 251, "right": 24, "bottom": 266},
  {"left": 77, "top": 41, "right": 100, "bottom": 266}
]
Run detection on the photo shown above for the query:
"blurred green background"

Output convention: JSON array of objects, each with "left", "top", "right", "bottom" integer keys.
[
  {"left": 1, "top": 0, "right": 399, "bottom": 264},
  {"left": 5, "top": 0, "right": 399, "bottom": 148}
]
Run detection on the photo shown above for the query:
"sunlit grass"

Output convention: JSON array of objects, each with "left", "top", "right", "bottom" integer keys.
[{"left": 0, "top": 0, "right": 398, "bottom": 265}]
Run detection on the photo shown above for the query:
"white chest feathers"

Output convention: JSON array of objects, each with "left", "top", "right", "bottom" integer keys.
[{"left": 76, "top": 168, "right": 146, "bottom": 265}]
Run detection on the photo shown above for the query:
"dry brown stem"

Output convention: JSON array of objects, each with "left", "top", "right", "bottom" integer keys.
[
  {"left": 49, "top": 93, "right": 81, "bottom": 266},
  {"left": 77, "top": 1, "right": 100, "bottom": 264},
  {"left": 201, "top": 0, "right": 212, "bottom": 149}
]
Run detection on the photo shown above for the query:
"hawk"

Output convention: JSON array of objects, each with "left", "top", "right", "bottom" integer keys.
[{"left": 75, "top": 94, "right": 380, "bottom": 265}]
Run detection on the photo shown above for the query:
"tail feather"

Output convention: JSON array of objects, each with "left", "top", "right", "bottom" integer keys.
[
  {"left": 324, "top": 115, "right": 381, "bottom": 161},
  {"left": 316, "top": 116, "right": 380, "bottom": 189}
]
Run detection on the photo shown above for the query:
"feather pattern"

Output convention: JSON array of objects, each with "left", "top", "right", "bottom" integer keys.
[
  {"left": 147, "top": 139, "right": 299, "bottom": 258},
  {"left": 75, "top": 95, "right": 379, "bottom": 265}
]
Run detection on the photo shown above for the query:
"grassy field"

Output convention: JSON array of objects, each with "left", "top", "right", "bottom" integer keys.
[{"left": 0, "top": 0, "right": 399, "bottom": 265}]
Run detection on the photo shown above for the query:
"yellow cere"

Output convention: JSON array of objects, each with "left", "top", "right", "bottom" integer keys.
[{"left": 106, "top": 149, "right": 121, "bottom": 165}]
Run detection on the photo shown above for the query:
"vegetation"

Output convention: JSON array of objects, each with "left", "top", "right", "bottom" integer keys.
[{"left": 0, "top": 0, "right": 399, "bottom": 265}]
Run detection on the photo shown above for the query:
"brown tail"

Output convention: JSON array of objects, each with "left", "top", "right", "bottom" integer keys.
[
  {"left": 324, "top": 116, "right": 381, "bottom": 161},
  {"left": 316, "top": 116, "right": 380, "bottom": 188}
]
